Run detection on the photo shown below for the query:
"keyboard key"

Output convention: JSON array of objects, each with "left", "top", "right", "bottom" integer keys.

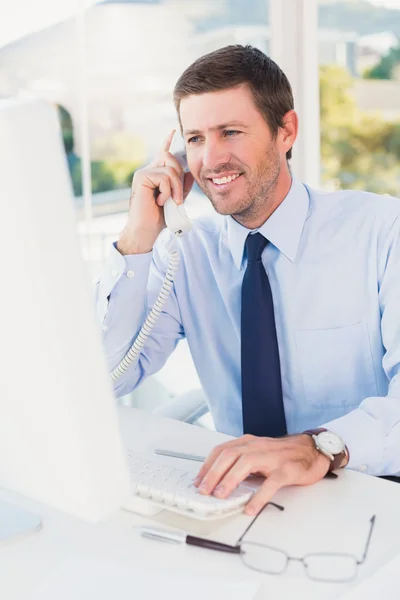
[{"left": 126, "top": 455, "right": 255, "bottom": 519}]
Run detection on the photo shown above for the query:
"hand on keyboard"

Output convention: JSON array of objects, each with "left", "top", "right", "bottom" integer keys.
[{"left": 126, "top": 454, "right": 255, "bottom": 520}]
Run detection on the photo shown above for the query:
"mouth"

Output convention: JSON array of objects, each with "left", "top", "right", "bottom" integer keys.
[{"left": 207, "top": 172, "right": 243, "bottom": 191}]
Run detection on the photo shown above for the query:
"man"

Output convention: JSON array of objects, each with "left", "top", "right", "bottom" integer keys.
[{"left": 97, "top": 45, "right": 400, "bottom": 515}]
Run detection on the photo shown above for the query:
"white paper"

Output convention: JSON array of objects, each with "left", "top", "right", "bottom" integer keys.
[{"left": 28, "top": 554, "right": 260, "bottom": 600}]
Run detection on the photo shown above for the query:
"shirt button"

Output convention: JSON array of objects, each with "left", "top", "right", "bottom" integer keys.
[
  {"left": 126, "top": 270, "right": 135, "bottom": 279},
  {"left": 102, "top": 325, "right": 109, "bottom": 332},
  {"left": 359, "top": 464, "right": 368, "bottom": 472},
  {"left": 111, "top": 269, "right": 120, "bottom": 277}
]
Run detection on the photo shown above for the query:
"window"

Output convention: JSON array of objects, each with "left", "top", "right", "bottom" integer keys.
[{"left": 318, "top": 0, "right": 400, "bottom": 195}]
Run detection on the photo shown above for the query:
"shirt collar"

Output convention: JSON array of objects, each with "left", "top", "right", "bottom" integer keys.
[{"left": 226, "top": 177, "right": 310, "bottom": 269}]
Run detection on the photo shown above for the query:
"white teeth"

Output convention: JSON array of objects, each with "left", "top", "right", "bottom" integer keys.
[{"left": 212, "top": 173, "right": 240, "bottom": 185}]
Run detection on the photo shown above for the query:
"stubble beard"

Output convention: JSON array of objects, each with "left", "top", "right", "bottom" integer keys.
[{"left": 198, "top": 147, "right": 281, "bottom": 224}]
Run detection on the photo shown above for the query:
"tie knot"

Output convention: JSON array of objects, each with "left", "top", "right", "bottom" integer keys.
[{"left": 245, "top": 232, "right": 267, "bottom": 262}]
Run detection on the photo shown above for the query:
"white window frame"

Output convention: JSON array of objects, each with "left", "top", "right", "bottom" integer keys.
[{"left": 269, "top": 0, "right": 320, "bottom": 187}]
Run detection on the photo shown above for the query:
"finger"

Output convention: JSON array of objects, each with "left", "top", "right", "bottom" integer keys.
[
  {"left": 244, "top": 472, "right": 286, "bottom": 516},
  {"left": 155, "top": 176, "right": 173, "bottom": 207},
  {"left": 195, "top": 435, "right": 255, "bottom": 484},
  {"left": 160, "top": 166, "right": 183, "bottom": 205},
  {"left": 212, "top": 452, "right": 279, "bottom": 499},
  {"left": 197, "top": 448, "right": 242, "bottom": 495},
  {"left": 152, "top": 151, "right": 184, "bottom": 178},
  {"left": 212, "top": 454, "right": 260, "bottom": 499},
  {"left": 197, "top": 440, "right": 260, "bottom": 495},
  {"left": 162, "top": 129, "right": 176, "bottom": 153},
  {"left": 194, "top": 446, "right": 226, "bottom": 486},
  {"left": 144, "top": 168, "right": 183, "bottom": 205}
]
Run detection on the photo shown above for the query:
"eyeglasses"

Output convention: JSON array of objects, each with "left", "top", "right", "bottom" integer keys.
[
  {"left": 203, "top": 503, "right": 376, "bottom": 583},
  {"left": 239, "top": 514, "right": 376, "bottom": 582}
]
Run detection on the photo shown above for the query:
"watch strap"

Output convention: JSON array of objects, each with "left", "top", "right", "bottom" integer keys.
[{"left": 303, "top": 428, "right": 348, "bottom": 471}]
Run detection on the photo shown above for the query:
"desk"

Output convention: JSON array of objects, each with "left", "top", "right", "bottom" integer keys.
[{"left": 1, "top": 406, "right": 400, "bottom": 600}]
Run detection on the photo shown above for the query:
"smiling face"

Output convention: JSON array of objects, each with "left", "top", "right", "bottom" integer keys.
[{"left": 180, "top": 84, "right": 295, "bottom": 228}]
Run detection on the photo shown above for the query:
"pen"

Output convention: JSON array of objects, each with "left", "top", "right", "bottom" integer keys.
[
  {"left": 154, "top": 449, "right": 206, "bottom": 462},
  {"left": 153, "top": 449, "right": 338, "bottom": 477},
  {"left": 139, "top": 525, "right": 241, "bottom": 554}
]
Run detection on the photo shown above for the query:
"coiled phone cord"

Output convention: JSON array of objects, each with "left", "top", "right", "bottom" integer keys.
[{"left": 111, "top": 234, "right": 180, "bottom": 381}]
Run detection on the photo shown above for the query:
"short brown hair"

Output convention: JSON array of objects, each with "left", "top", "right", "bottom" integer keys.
[{"left": 173, "top": 45, "right": 294, "bottom": 160}]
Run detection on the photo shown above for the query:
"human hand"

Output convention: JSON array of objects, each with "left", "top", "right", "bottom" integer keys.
[
  {"left": 117, "top": 129, "right": 194, "bottom": 255},
  {"left": 194, "top": 434, "right": 331, "bottom": 515}
]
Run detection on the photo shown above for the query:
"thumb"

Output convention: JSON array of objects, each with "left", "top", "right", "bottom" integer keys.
[{"left": 183, "top": 171, "right": 195, "bottom": 200}]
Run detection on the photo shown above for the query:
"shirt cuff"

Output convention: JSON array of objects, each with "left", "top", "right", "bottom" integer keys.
[
  {"left": 96, "top": 242, "right": 152, "bottom": 324},
  {"left": 322, "top": 406, "right": 384, "bottom": 475}
]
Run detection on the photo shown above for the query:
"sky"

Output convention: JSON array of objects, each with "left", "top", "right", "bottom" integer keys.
[{"left": 0, "top": 0, "right": 399, "bottom": 49}]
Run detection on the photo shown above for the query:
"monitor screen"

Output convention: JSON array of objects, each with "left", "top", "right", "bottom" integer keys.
[{"left": 0, "top": 98, "right": 130, "bottom": 521}]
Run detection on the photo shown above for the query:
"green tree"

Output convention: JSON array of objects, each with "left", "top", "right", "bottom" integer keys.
[
  {"left": 319, "top": 65, "right": 356, "bottom": 183},
  {"left": 364, "top": 43, "right": 400, "bottom": 80},
  {"left": 68, "top": 159, "right": 140, "bottom": 196},
  {"left": 320, "top": 65, "right": 400, "bottom": 196},
  {"left": 56, "top": 104, "right": 142, "bottom": 196}
]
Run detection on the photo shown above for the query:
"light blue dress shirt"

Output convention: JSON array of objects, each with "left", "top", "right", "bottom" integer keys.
[{"left": 97, "top": 178, "right": 400, "bottom": 476}]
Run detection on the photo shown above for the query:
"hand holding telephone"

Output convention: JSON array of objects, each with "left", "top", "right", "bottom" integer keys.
[
  {"left": 111, "top": 131, "right": 193, "bottom": 381},
  {"left": 163, "top": 135, "right": 193, "bottom": 236},
  {"left": 117, "top": 130, "right": 193, "bottom": 256}
]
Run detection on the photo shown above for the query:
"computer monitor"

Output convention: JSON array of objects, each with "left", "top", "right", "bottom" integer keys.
[{"left": 0, "top": 98, "right": 131, "bottom": 521}]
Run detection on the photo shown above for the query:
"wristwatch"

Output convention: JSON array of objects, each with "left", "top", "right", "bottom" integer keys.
[{"left": 303, "top": 428, "right": 349, "bottom": 471}]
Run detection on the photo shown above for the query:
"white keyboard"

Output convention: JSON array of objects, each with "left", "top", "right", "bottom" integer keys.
[{"left": 124, "top": 454, "right": 255, "bottom": 520}]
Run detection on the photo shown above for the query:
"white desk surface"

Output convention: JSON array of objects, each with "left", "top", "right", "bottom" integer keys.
[{"left": 1, "top": 406, "right": 400, "bottom": 600}]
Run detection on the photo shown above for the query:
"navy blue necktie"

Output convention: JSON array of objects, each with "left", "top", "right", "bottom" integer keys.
[{"left": 241, "top": 233, "right": 287, "bottom": 437}]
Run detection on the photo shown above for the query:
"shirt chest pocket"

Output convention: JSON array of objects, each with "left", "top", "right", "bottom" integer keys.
[
  {"left": 293, "top": 255, "right": 366, "bottom": 330},
  {"left": 294, "top": 322, "right": 377, "bottom": 409}
]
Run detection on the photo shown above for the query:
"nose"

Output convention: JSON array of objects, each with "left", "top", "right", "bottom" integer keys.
[{"left": 202, "top": 138, "right": 231, "bottom": 172}]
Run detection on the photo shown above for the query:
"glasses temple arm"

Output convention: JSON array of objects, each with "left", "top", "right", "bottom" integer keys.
[
  {"left": 236, "top": 501, "right": 285, "bottom": 545},
  {"left": 358, "top": 514, "right": 376, "bottom": 564}
]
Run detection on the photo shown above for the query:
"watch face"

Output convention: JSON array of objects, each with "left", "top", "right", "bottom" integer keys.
[{"left": 317, "top": 431, "right": 345, "bottom": 455}]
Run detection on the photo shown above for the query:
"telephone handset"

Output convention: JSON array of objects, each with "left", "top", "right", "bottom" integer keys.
[
  {"left": 111, "top": 137, "right": 193, "bottom": 381},
  {"left": 163, "top": 144, "right": 192, "bottom": 236}
]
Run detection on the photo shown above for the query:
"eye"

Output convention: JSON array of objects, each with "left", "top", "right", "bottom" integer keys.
[
  {"left": 187, "top": 135, "right": 201, "bottom": 144},
  {"left": 224, "top": 130, "right": 241, "bottom": 137}
]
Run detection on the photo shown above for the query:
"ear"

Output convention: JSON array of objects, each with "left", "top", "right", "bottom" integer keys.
[{"left": 280, "top": 110, "right": 298, "bottom": 155}]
